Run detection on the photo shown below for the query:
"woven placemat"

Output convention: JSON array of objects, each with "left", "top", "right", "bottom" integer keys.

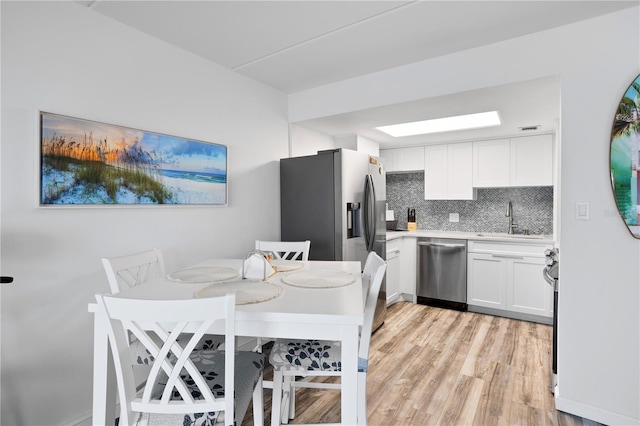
[
  {"left": 168, "top": 267, "right": 239, "bottom": 283},
  {"left": 281, "top": 269, "right": 355, "bottom": 288},
  {"left": 270, "top": 259, "right": 304, "bottom": 272},
  {"left": 195, "top": 280, "right": 282, "bottom": 304}
]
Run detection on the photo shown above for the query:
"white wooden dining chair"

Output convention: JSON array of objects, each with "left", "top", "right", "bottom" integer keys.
[
  {"left": 101, "top": 248, "right": 222, "bottom": 366},
  {"left": 268, "top": 251, "right": 387, "bottom": 426},
  {"left": 251, "top": 241, "right": 311, "bottom": 357},
  {"left": 254, "top": 240, "right": 311, "bottom": 261},
  {"left": 101, "top": 248, "right": 166, "bottom": 294},
  {"left": 96, "top": 293, "right": 265, "bottom": 426}
]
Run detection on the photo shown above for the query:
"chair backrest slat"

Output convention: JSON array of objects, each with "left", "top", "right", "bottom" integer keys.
[
  {"left": 255, "top": 240, "right": 311, "bottom": 261},
  {"left": 101, "top": 248, "right": 165, "bottom": 293}
]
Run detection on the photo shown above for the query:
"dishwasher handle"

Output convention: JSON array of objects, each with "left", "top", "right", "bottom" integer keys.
[{"left": 418, "top": 242, "right": 466, "bottom": 249}]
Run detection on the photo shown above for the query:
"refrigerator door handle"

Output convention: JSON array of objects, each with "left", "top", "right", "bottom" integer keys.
[
  {"left": 370, "top": 176, "right": 377, "bottom": 251},
  {"left": 364, "top": 174, "right": 376, "bottom": 252},
  {"left": 364, "top": 175, "right": 371, "bottom": 250}
]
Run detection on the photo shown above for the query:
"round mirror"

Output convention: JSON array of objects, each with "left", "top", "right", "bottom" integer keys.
[{"left": 611, "top": 73, "right": 640, "bottom": 238}]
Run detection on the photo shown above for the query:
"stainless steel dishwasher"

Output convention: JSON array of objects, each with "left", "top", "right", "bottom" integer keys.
[{"left": 417, "top": 237, "right": 468, "bottom": 311}]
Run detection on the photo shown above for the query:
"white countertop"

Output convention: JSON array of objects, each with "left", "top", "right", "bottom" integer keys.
[{"left": 386, "top": 229, "right": 555, "bottom": 244}]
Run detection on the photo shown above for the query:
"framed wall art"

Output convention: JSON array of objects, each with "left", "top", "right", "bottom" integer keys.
[
  {"left": 611, "top": 73, "right": 640, "bottom": 237},
  {"left": 39, "top": 112, "right": 227, "bottom": 206}
]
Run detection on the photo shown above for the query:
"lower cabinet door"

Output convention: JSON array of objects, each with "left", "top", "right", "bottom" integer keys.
[
  {"left": 467, "top": 253, "right": 507, "bottom": 309},
  {"left": 467, "top": 241, "right": 553, "bottom": 322},
  {"left": 386, "top": 243, "right": 401, "bottom": 304},
  {"left": 507, "top": 256, "right": 552, "bottom": 317}
]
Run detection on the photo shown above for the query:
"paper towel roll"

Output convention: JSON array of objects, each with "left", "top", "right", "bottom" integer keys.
[{"left": 386, "top": 210, "right": 395, "bottom": 221}]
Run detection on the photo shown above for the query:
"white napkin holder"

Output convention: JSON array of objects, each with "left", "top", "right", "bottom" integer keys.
[{"left": 242, "top": 250, "right": 275, "bottom": 280}]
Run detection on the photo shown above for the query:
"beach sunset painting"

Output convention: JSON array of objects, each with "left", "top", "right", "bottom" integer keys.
[
  {"left": 40, "top": 112, "right": 227, "bottom": 205},
  {"left": 611, "top": 74, "right": 640, "bottom": 237}
]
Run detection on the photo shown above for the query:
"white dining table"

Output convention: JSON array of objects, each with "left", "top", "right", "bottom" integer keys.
[{"left": 89, "top": 258, "right": 365, "bottom": 426}]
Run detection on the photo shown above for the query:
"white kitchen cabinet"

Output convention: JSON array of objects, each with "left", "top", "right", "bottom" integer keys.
[
  {"left": 386, "top": 239, "right": 401, "bottom": 304},
  {"left": 424, "top": 142, "right": 476, "bottom": 200},
  {"left": 448, "top": 142, "right": 475, "bottom": 199},
  {"left": 467, "top": 240, "right": 553, "bottom": 322},
  {"left": 424, "top": 144, "right": 448, "bottom": 198},
  {"left": 400, "top": 237, "right": 417, "bottom": 300},
  {"left": 510, "top": 135, "right": 553, "bottom": 186},
  {"left": 467, "top": 252, "right": 507, "bottom": 309},
  {"left": 507, "top": 255, "right": 550, "bottom": 316},
  {"left": 472, "top": 139, "right": 510, "bottom": 187},
  {"left": 380, "top": 146, "right": 425, "bottom": 173},
  {"left": 379, "top": 149, "right": 399, "bottom": 172},
  {"left": 472, "top": 134, "right": 553, "bottom": 187},
  {"left": 385, "top": 236, "right": 417, "bottom": 304}
]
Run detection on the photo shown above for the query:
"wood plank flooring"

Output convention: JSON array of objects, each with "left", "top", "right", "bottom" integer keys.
[{"left": 242, "top": 302, "right": 602, "bottom": 426}]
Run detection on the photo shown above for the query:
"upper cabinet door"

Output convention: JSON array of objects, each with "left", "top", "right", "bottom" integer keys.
[
  {"left": 400, "top": 146, "right": 425, "bottom": 171},
  {"left": 473, "top": 134, "right": 553, "bottom": 188},
  {"left": 424, "top": 144, "right": 449, "bottom": 199},
  {"left": 510, "top": 135, "right": 553, "bottom": 186},
  {"left": 425, "top": 143, "right": 476, "bottom": 200},
  {"left": 380, "top": 149, "right": 400, "bottom": 172},
  {"left": 473, "top": 139, "right": 510, "bottom": 187},
  {"left": 381, "top": 146, "right": 425, "bottom": 173},
  {"left": 448, "top": 142, "right": 476, "bottom": 199}
]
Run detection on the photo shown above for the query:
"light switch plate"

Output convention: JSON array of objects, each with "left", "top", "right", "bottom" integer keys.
[
  {"left": 449, "top": 213, "right": 460, "bottom": 223},
  {"left": 576, "top": 202, "right": 590, "bottom": 220}
]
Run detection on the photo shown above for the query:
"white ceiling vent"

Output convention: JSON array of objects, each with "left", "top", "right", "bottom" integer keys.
[{"left": 519, "top": 125, "right": 540, "bottom": 131}]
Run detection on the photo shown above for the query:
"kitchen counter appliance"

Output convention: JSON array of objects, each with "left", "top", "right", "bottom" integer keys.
[
  {"left": 280, "top": 149, "right": 387, "bottom": 331},
  {"left": 543, "top": 248, "right": 559, "bottom": 393},
  {"left": 417, "top": 237, "right": 468, "bottom": 311}
]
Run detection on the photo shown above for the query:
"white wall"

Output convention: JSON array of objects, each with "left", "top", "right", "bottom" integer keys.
[
  {"left": 290, "top": 8, "right": 640, "bottom": 426},
  {"left": 334, "top": 134, "right": 380, "bottom": 156},
  {"left": 1, "top": 2, "right": 288, "bottom": 424},
  {"left": 289, "top": 124, "right": 335, "bottom": 158}
]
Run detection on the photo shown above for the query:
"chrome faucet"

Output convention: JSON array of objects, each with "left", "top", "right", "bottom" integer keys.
[{"left": 505, "top": 201, "right": 518, "bottom": 234}]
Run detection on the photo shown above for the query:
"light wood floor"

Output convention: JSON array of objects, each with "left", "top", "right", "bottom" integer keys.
[{"left": 243, "top": 302, "right": 602, "bottom": 426}]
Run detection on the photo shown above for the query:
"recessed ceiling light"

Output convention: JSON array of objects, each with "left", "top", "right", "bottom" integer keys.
[{"left": 376, "top": 111, "right": 501, "bottom": 137}]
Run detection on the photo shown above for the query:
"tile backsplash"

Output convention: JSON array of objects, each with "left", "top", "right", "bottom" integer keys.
[{"left": 386, "top": 172, "right": 553, "bottom": 235}]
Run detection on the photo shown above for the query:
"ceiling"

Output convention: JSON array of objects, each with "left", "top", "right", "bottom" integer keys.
[{"left": 80, "top": 0, "right": 638, "bottom": 148}]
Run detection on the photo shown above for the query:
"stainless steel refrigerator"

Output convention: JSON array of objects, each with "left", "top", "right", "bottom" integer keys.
[{"left": 280, "top": 148, "right": 387, "bottom": 331}]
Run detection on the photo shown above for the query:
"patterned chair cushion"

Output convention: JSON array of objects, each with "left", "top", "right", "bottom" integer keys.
[
  {"left": 130, "top": 334, "right": 225, "bottom": 365},
  {"left": 269, "top": 339, "right": 342, "bottom": 372},
  {"left": 139, "top": 350, "right": 265, "bottom": 425}
]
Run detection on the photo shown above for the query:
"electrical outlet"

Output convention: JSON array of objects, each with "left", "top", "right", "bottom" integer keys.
[{"left": 449, "top": 213, "right": 460, "bottom": 223}]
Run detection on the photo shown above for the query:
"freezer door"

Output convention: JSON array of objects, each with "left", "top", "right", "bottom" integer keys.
[{"left": 280, "top": 153, "right": 338, "bottom": 260}]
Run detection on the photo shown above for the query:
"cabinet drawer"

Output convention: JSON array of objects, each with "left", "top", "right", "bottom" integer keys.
[{"left": 468, "top": 240, "right": 552, "bottom": 257}]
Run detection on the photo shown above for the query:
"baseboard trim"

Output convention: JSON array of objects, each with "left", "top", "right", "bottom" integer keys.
[
  {"left": 468, "top": 304, "right": 552, "bottom": 325},
  {"left": 555, "top": 393, "right": 639, "bottom": 425},
  {"left": 387, "top": 293, "right": 416, "bottom": 306}
]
